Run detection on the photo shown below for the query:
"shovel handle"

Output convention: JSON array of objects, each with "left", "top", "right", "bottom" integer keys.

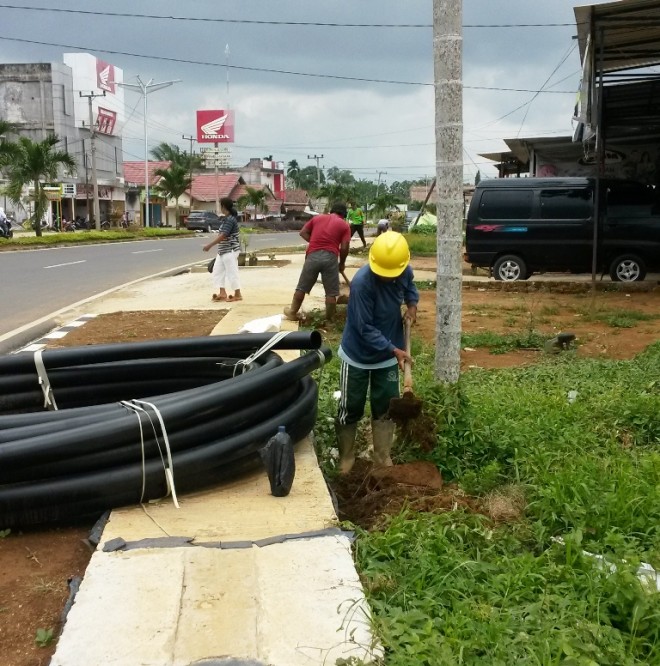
[
  {"left": 403, "top": 316, "right": 413, "bottom": 393},
  {"left": 341, "top": 270, "right": 351, "bottom": 287}
]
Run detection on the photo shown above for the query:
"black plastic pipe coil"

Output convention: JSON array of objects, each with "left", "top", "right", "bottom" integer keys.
[{"left": 0, "top": 332, "right": 330, "bottom": 527}]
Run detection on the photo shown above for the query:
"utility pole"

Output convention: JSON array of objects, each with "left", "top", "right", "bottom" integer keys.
[
  {"left": 119, "top": 77, "right": 180, "bottom": 227},
  {"left": 433, "top": 0, "right": 463, "bottom": 383},
  {"left": 376, "top": 170, "right": 387, "bottom": 198},
  {"left": 83, "top": 141, "right": 90, "bottom": 226},
  {"left": 79, "top": 90, "right": 105, "bottom": 230},
  {"left": 307, "top": 154, "right": 324, "bottom": 189},
  {"left": 182, "top": 133, "right": 196, "bottom": 212}
]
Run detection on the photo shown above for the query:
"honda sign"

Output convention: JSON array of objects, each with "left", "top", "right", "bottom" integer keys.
[{"left": 196, "top": 109, "right": 235, "bottom": 143}]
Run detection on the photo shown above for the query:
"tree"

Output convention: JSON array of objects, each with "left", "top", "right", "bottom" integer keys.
[
  {"left": 296, "top": 165, "right": 325, "bottom": 191},
  {"left": 153, "top": 164, "right": 192, "bottom": 229},
  {"left": 0, "top": 120, "right": 18, "bottom": 168},
  {"left": 237, "top": 186, "right": 268, "bottom": 223},
  {"left": 434, "top": 0, "right": 463, "bottom": 383},
  {"left": 371, "top": 192, "right": 398, "bottom": 220},
  {"left": 150, "top": 142, "right": 202, "bottom": 172},
  {"left": 318, "top": 182, "right": 352, "bottom": 207},
  {"left": 326, "top": 167, "right": 356, "bottom": 188},
  {"left": 4, "top": 135, "right": 76, "bottom": 237},
  {"left": 286, "top": 159, "right": 301, "bottom": 188}
]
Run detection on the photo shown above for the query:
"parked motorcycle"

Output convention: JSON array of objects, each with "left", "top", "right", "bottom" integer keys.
[{"left": 0, "top": 218, "right": 13, "bottom": 240}]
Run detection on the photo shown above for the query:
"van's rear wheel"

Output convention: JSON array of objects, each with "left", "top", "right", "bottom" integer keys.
[
  {"left": 609, "top": 255, "right": 646, "bottom": 282},
  {"left": 493, "top": 255, "right": 528, "bottom": 281}
]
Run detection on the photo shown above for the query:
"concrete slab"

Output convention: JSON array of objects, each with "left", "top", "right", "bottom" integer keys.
[
  {"left": 52, "top": 537, "right": 379, "bottom": 666},
  {"left": 101, "top": 437, "right": 337, "bottom": 545}
]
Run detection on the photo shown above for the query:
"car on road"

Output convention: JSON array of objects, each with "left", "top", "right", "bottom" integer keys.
[{"left": 184, "top": 211, "right": 222, "bottom": 232}]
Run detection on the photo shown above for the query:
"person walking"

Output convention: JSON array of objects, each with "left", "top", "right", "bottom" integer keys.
[
  {"left": 347, "top": 202, "right": 367, "bottom": 248},
  {"left": 203, "top": 197, "right": 243, "bottom": 302},
  {"left": 284, "top": 201, "right": 350, "bottom": 321},
  {"left": 335, "top": 231, "right": 418, "bottom": 473}
]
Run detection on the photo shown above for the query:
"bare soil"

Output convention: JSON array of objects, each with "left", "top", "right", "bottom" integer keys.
[{"left": 2, "top": 288, "right": 659, "bottom": 664}]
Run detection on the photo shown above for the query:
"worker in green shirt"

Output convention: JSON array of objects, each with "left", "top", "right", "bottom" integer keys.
[{"left": 347, "top": 202, "right": 366, "bottom": 248}]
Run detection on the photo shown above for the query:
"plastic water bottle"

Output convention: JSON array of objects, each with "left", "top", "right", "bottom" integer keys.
[{"left": 259, "top": 425, "right": 296, "bottom": 497}]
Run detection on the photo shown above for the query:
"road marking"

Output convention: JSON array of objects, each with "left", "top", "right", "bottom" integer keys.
[
  {"left": 132, "top": 249, "right": 163, "bottom": 254},
  {"left": 44, "top": 260, "right": 87, "bottom": 269}
]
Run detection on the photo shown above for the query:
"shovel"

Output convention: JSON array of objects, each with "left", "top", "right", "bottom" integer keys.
[{"left": 389, "top": 317, "right": 422, "bottom": 421}]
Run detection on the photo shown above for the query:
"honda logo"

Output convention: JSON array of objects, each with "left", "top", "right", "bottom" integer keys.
[{"left": 197, "top": 109, "right": 235, "bottom": 143}]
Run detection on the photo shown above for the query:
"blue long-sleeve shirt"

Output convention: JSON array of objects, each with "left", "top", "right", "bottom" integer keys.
[{"left": 339, "top": 264, "right": 419, "bottom": 367}]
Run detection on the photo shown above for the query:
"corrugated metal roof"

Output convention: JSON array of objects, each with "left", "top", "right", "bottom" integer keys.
[
  {"left": 575, "top": 0, "right": 660, "bottom": 73},
  {"left": 123, "top": 161, "right": 170, "bottom": 186},
  {"left": 190, "top": 173, "right": 243, "bottom": 202}
]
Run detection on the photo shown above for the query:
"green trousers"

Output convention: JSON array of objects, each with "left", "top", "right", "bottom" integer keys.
[{"left": 337, "top": 360, "right": 399, "bottom": 425}]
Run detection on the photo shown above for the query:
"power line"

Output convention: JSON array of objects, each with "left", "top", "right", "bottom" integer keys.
[
  {"left": 0, "top": 35, "right": 575, "bottom": 92},
  {"left": 0, "top": 6, "right": 585, "bottom": 29}
]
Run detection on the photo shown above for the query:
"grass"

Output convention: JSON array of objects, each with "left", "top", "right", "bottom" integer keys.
[
  {"left": 307, "top": 315, "right": 660, "bottom": 663},
  {"left": 461, "top": 330, "right": 547, "bottom": 353},
  {"left": 404, "top": 233, "right": 436, "bottom": 255},
  {"left": 579, "top": 308, "right": 659, "bottom": 329}
]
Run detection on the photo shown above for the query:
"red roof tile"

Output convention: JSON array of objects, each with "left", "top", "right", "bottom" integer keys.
[
  {"left": 283, "top": 189, "right": 309, "bottom": 205},
  {"left": 123, "top": 161, "right": 170, "bottom": 186},
  {"left": 191, "top": 173, "right": 243, "bottom": 202}
]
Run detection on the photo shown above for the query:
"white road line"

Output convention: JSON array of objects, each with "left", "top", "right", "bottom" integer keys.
[
  {"left": 132, "top": 249, "right": 163, "bottom": 254},
  {"left": 44, "top": 260, "right": 87, "bottom": 269}
]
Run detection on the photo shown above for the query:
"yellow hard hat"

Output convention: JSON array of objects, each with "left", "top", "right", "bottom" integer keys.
[{"left": 369, "top": 231, "right": 410, "bottom": 278}]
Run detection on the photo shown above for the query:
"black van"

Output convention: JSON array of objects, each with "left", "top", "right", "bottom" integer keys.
[{"left": 465, "top": 178, "right": 660, "bottom": 281}]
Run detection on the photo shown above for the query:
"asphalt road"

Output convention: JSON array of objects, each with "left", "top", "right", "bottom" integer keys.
[{"left": 0, "top": 232, "right": 303, "bottom": 339}]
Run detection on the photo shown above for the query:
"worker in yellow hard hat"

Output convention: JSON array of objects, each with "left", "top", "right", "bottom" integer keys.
[{"left": 335, "top": 231, "right": 419, "bottom": 473}]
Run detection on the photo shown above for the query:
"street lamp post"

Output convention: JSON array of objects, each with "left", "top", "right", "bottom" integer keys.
[{"left": 119, "top": 76, "right": 180, "bottom": 227}]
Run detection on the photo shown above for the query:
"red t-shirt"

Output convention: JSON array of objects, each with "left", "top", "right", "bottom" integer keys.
[{"left": 303, "top": 213, "right": 351, "bottom": 256}]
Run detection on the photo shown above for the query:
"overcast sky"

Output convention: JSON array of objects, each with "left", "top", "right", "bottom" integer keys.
[{"left": 0, "top": 0, "right": 613, "bottom": 184}]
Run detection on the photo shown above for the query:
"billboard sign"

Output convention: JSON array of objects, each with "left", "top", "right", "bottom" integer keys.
[
  {"left": 96, "top": 59, "right": 116, "bottom": 94},
  {"left": 197, "top": 109, "right": 234, "bottom": 143},
  {"left": 96, "top": 108, "right": 117, "bottom": 135}
]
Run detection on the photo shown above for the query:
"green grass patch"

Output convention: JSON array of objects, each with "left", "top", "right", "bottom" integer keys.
[
  {"left": 461, "top": 330, "right": 546, "bottom": 353},
  {"left": 357, "top": 512, "right": 660, "bottom": 665},
  {"left": 580, "top": 308, "right": 659, "bottom": 329},
  {"left": 306, "top": 328, "right": 660, "bottom": 661},
  {"left": 404, "top": 233, "right": 435, "bottom": 255}
]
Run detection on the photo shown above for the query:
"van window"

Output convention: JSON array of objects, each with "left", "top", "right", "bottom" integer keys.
[
  {"left": 540, "top": 189, "right": 592, "bottom": 219},
  {"left": 479, "top": 190, "right": 533, "bottom": 220}
]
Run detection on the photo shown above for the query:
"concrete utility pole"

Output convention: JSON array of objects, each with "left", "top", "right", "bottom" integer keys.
[
  {"left": 376, "top": 170, "right": 387, "bottom": 198},
  {"left": 307, "top": 154, "right": 324, "bottom": 189},
  {"left": 119, "top": 77, "right": 180, "bottom": 227},
  {"left": 79, "top": 91, "right": 105, "bottom": 230},
  {"left": 182, "top": 133, "right": 196, "bottom": 209},
  {"left": 433, "top": 0, "right": 463, "bottom": 383}
]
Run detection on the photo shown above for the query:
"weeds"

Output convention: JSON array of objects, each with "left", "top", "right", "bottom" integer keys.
[
  {"left": 579, "top": 307, "right": 658, "bottom": 329},
  {"left": 35, "top": 627, "right": 54, "bottom": 648},
  {"left": 461, "top": 330, "right": 546, "bottom": 353}
]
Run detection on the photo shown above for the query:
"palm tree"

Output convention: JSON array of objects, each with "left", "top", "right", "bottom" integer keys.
[
  {"left": 150, "top": 142, "right": 202, "bottom": 172},
  {"left": 318, "top": 182, "right": 351, "bottom": 208},
  {"left": 371, "top": 192, "right": 398, "bottom": 221},
  {"left": 153, "top": 164, "right": 192, "bottom": 229},
  {"left": 238, "top": 186, "right": 268, "bottom": 224},
  {"left": 5, "top": 135, "right": 76, "bottom": 237},
  {"left": 286, "top": 159, "right": 300, "bottom": 188},
  {"left": 0, "top": 120, "right": 18, "bottom": 168}
]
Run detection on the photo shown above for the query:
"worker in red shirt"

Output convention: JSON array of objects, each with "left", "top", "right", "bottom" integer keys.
[{"left": 284, "top": 202, "right": 350, "bottom": 321}]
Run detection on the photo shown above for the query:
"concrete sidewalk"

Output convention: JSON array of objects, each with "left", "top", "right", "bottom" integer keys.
[{"left": 50, "top": 250, "right": 383, "bottom": 666}]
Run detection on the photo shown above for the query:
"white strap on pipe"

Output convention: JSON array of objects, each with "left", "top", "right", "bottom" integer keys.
[
  {"left": 130, "top": 399, "right": 179, "bottom": 509},
  {"left": 121, "top": 399, "right": 179, "bottom": 509},
  {"left": 120, "top": 401, "right": 148, "bottom": 503},
  {"left": 233, "top": 331, "right": 293, "bottom": 376},
  {"left": 33, "top": 349, "right": 58, "bottom": 410}
]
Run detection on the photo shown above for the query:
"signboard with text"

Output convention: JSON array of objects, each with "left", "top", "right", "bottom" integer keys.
[{"left": 196, "top": 109, "right": 235, "bottom": 143}]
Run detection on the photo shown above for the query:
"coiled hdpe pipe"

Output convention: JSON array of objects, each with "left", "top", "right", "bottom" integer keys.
[{"left": 0, "top": 332, "right": 330, "bottom": 527}]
